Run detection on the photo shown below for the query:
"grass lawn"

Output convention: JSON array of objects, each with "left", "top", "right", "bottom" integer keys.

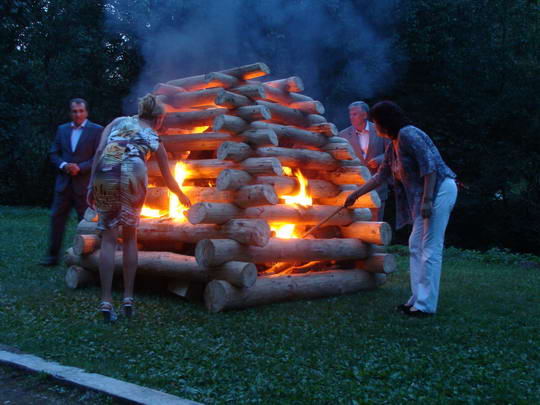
[{"left": 0, "top": 205, "right": 539, "bottom": 404}]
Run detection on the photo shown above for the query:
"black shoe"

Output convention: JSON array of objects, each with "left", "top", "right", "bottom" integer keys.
[
  {"left": 39, "top": 256, "right": 59, "bottom": 266},
  {"left": 396, "top": 304, "right": 412, "bottom": 313},
  {"left": 403, "top": 307, "right": 432, "bottom": 318}
]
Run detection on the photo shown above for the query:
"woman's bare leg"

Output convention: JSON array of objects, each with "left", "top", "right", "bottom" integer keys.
[
  {"left": 122, "top": 225, "right": 138, "bottom": 299},
  {"left": 99, "top": 227, "right": 119, "bottom": 303}
]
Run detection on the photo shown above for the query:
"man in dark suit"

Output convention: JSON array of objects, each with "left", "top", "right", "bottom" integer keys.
[
  {"left": 40, "top": 99, "right": 103, "bottom": 266},
  {"left": 338, "top": 101, "right": 390, "bottom": 221}
]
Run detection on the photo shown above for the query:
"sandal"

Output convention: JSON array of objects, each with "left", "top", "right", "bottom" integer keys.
[
  {"left": 99, "top": 301, "right": 117, "bottom": 322},
  {"left": 121, "top": 297, "right": 135, "bottom": 318}
]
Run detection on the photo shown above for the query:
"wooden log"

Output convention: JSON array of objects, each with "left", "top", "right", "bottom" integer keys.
[
  {"left": 65, "top": 265, "right": 99, "bottom": 289},
  {"left": 320, "top": 166, "right": 371, "bottom": 185},
  {"left": 163, "top": 109, "right": 227, "bottom": 130},
  {"left": 153, "top": 83, "right": 186, "bottom": 96},
  {"left": 213, "top": 115, "right": 249, "bottom": 134},
  {"left": 318, "top": 190, "right": 381, "bottom": 209},
  {"left": 220, "top": 219, "right": 271, "bottom": 247},
  {"left": 207, "top": 261, "right": 257, "bottom": 288},
  {"left": 256, "top": 100, "right": 311, "bottom": 127},
  {"left": 306, "top": 114, "right": 327, "bottom": 125},
  {"left": 250, "top": 121, "right": 327, "bottom": 147},
  {"left": 255, "top": 176, "right": 340, "bottom": 198},
  {"left": 73, "top": 234, "right": 101, "bottom": 255},
  {"left": 203, "top": 71, "right": 241, "bottom": 89},
  {"left": 161, "top": 132, "right": 236, "bottom": 152},
  {"left": 243, "top": 204, "right": 363, "bottom": 226},
  {"left": 204, "top": 269, "right": 382, "bottom": 312},
  {"left": 289, "top": 100, "right": 325, "bottom": 115},
  {"left": 165, "top": 88, "right": 223, "bottom": 108},
  {"left": 260, "top": 84, "right": 313, "bottom": 105},
  {"left": 216, "top": 169, "right": 253, "bottom": 191},
  {"left": 234, "top": 184, "right": 279, "bottom": 208},
  {"left": 195, "top": 238, "right": 371, "bottom": 266},
  {"left": 219, "top": 62, "right": 270, "bottom": 80},
  {"left": 187, "top": 202, "right": 241, "bottom": 225},
  {"left": 263, "top": 76, "right": 304, "bottom": 92},
  {"left": 241, "top": 157, "right": 283, "bottom": 175},
  {"left": 217, "top": 141, "right": 253, "bottom": 162},
  {"left": 229, "top": 84, "right": 266, "bottom": 100},
  {"left": 167, "top": 74, "right": 213, "bottom": 91},
  {"left": 237, "top": 128, "right": 278, "bottom": 146},
  {"left": 256, "top": 146, "right": 339, "bottom": 170},
  {"left": 148, "top": 159, "right": 234, "bottom": 179},
  {"left": 355, "top": 253, "right": 397, "bottom": 274},
  {"left": 234, "top": 105, "right": 271, "bottom": 121},
  {"left": 307, "top": 123, "right": 338, "bottom": 136},
  {"left": 215, "top": 91, "right": 252, "bottom": 108},
  {"left": 322, "top": 142, "right": 357, "bottom": 160},
  {"left": 340, "top": 221, "right": 392, "bottom": 245}
]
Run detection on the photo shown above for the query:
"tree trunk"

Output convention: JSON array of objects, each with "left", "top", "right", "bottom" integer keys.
[
  {"left": 234, "top": 184, "right": 279, "bottom": 208},
  {"left": 318, "top": 190, "right": 381, "bottom": 209},
  {"left": 65, "top": 265, "right": 99, "bottom": 289},
  {"left": 228, "top": 84, "right": 266, "bottom": 100},
  {"left": 73, "top": 234, "right": 101, "bottom": 255},
  {"left": 306, "top": 123, "right": 338, "bottom": 136},
  {"left": 212, "top": 115, "right": 249, "bottom": 134},
  {"left": 215, "top": 91, "right": 252, "bottom": 108},
  {"left": 320, "top": 166, "right": 371, "bottom": 185},
  {"left": 204, "top": 270, "right": 385, "bottom": 312},
  {"left": 249, "top": 121, "right": 327, "bottom": 147},
  {"left": 263, "top": 76, "right": 304, "bottom": 92},
  {"left": 340, "top": 221, "right": 392, "bottom": 245},
  {"left": 166, "top": 74, "right": 211, "bottom": 91},
  {"left": 233, "top": 105, "right": 271, "bottom": 121},
  {"left": 153, "top": 83, "right": 186, "bottom": 96},
  {"left": 165, "top": 88, "right": 223, "bottom": 108},
  {"left": 196, "top": 238, "right": 371, "bottom": 266},
  {"left": 259, "top": 84, "right": 313, "bottom": 105},
  {"left": 241, "top": 157, "right": 283, "bottom": 175},
  {"left": 219, "top": 62, "right": 270, "bottom": 80},
  {"left": 256, "top": 146, "right": 339, "bottom": 170},
  {"left": 203, "top": 71, "right": 241, "bottom": 89},
  {"left": 237, "top": 128, "right": 278, "bottom": 146},
  {"left": 187, "top": 202, "right": 241, "bottom": 225},
  {"left": 162, "top": 109, "right": 227, "bottom": 131},
  {"left": 208, "top": 261, "right": 257, "bottom": 288},
  {"left": 322, "top": 142, "right": 357, "bottom": 160},
  {"left": 217, "top": 141, "right": 253, "bottom": 162},
  {"left": 216, "top": 169, "right": 253, "bottom": 191},
  {"left": 256, "top": 100, "right": 311, "bottom": 128},
  {"left": 289, "top": 100, "right": 325, "bottom": 115},
  {"left": 355, "top": 253, "right": 397, "bottom": 274}
]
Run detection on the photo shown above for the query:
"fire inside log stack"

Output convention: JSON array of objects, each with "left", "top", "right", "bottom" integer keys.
[{"left": 66, "top": 63, "right": 396, "bottom": 312}]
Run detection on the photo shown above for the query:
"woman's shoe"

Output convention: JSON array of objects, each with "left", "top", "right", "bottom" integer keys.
[
  {"left": 403, "top": 307, "right": 432, "bottom": 317},
  {"left": 396, "top": 304, "right": 412, "bottom": 313},
  {"left": 99, "top": 301, "right": 117, "bottom": 322},
  {"left": 121, "top": 297, "right": 135, "bottom": 318}
]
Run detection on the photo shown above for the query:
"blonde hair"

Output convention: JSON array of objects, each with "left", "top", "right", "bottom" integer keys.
[{"left": 138, "top": 93, "right": 165, "bottom": 121}]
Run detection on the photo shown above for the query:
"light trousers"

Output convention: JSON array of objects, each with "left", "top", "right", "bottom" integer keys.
[{"left": 406, "top": 178, "right": 458, "bottom": 313}]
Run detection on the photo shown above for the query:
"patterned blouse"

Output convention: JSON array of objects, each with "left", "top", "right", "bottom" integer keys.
[{"left": 372, "top": 125, "right": 456, "bottom": 229}]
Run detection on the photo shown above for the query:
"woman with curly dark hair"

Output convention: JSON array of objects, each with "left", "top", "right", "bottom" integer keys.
[{"left": 345, "top": 101, "right": 457, "bottom": 317}]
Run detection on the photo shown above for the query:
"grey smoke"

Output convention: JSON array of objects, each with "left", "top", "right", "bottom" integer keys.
[{"left": 105, "top": 0, "right": 403, "bottom": 128}]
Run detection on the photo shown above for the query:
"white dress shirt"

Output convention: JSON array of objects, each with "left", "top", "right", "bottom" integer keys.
[
  {"left": 59, "top": 119, "right": 87, "bottom": 170},
  {"left": 355, "top": 121, "right": 370, "bottom": 159}
]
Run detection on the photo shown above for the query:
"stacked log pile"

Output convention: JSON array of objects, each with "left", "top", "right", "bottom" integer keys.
[{"left": 65, "top": 63, "right": 396, "bottom": 312}]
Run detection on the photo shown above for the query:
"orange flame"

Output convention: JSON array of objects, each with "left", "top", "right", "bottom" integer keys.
[{"left": 193, "top": 126, "right": 209, "bottom": 133}]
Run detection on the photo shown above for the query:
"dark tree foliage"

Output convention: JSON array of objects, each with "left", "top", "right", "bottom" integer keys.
[{"left": 0, "top": 0, "right": 538, "bottom": 253}]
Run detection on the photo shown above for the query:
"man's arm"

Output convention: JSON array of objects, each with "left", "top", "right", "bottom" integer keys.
[{"left": 48, "top": 126, "right": 67, "bottom": 170}]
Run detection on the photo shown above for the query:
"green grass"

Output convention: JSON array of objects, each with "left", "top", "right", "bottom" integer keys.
[{"left": 0, "top": 205, "right": 539, "bottom": 404}]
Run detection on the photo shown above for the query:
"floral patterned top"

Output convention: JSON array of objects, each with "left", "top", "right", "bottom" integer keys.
[{"left": 372, "top": 125, "right": 456, "bottom": 229}]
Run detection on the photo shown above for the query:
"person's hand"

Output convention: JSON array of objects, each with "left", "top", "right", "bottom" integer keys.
[
  {"left": 70, "top": 163, "right": 80, "bottom": 175},
  {"left": 367, "top": 159, "right": 378, "bottom": 170},
  {"left": 344, "top": 191, "right": 360, "bottom": 208},
  {"left": 86, "top": 188, "right": 96, "bottom": 210},
  {"left": 176, "top": 191, "right": 191, "bottom": 208},
  {"left": 421, "top": 199, "right": 433, "bottom": 218}
]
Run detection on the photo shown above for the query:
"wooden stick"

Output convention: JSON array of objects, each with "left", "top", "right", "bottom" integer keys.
[{"left": 301, "top": 206, "right": 345, "bottom": 238}]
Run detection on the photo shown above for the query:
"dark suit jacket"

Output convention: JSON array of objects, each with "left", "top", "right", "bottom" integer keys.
[
  {"left": 338, "top": 122, "right": 390, "bottom": 200},
  {"left": 49, "top": 121, "right": 103, "bottom": 195}
]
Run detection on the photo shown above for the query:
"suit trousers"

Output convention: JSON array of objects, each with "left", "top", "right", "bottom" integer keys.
[
  {"left": 406, "top": 178, "right": 457, "bottom": 313},
  {"left": 48, "top": 186, "right": 87, "bottom": 259}
]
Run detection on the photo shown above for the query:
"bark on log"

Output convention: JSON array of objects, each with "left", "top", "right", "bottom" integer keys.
[
  {"left": 203, "top": 71, "right": 242, "bottom": 89},
  {"left": 213, "top": 115, "right": 249, "bottom": 134},
  {"left": 256, "top": 146, "right": 339, "bottom": 170},
  {"left": 167, "top": 74, "right": 213, "bottom": 91},
  {"left": 263, "top": 76, "right": 304, "bottom": 92},
  {"left": 187, "top": 202, "right": 241, "bottom": 225},
  {"left": 161, "top": 132, "right": 236, "bottom": 152},
  {"left": 320, "top": 166, "right": 371, "bottom": 185},
  {"left": 153, "top": 83, "right": 186, "bottom": 96},
  {"left": 340, "top": 221, "right": 392, "bottom": 245},
  {"left": 306, "top": 114, "right": 327, "bottom": 125},
  {"left": 220, "top": 219, "right": 271, "bottom": 247},
  {"left": 195, "top": 238, "right": 371, "bottom": 266},
  {"left": 289, "top": 100, "right": 325, "bottom": 115},
  {"left": 243, "top": 204, "right": 365, "bottom": 226},
  {"left": 207, "top": 261, "right": 257, "bottom": 288},
  {"left": 256, "top": 100, "right": 311, "bottom": 127},
  {"left": 234, "top": 184, "right": 279, "bottom": 208},
  {"left": 215, "top": 91, "right": 252, "bottom": 108},
  {"left": 355, "top": 253, "right": 397, "bottom": 274},
  {"left": 234, "top": 105, "right": 271, "bottom": 121},
  {"left": 237, "top": 129, "right": 278, "bottom": 146},
  {"left": 165, "top": 88, "right": 223, "bottom": 108},
  {"left": 260, "top": 84, "right": 313, "bottom": 105},
  {"left": 228, "top": 84, "right": 266, "bottom": 100},
  {"left": 250, "top": 121, "right": 327, "bottom": 147},
  {"left": 204, "top": 270, "right": 384, "bottom": 312},
  {"left": 255, "top": 176, "right": 340, "bottom": 198},
  {"left": 318, "top": 190, "right": 381, "bottom": 209},
  {"left": 216, "top": 169, "right": 253, "bottom": 191},
  {"left": 65, "top": 265, "right": 99, "bottom": 289},
  {"left": 147, "top": 159, "right": 235, "bottom": 179},
  {"left": 306, "top": 123, "right": 338, "bottom": 136},
  {"left": 217, "top": 141, "right": 254, "bottom": 162},
  {"left": 241, "top": 157, "right": 283, "bottom": 175},
  {"left": 163, "top": 109, "right": 227, "bottom": 130},
  {"left": 219, "top": 63, "right": 270, "bottom": 80},
  {"left": 322, "top": 142, "right": 357, "bottom": 160},
  {"left": 73, "top": 234, "right": 101, "bottom": 255}
]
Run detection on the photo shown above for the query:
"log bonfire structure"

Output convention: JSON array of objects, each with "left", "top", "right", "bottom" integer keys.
[{"left": 64, "top": 63, "right": 396, "bottom": 312}]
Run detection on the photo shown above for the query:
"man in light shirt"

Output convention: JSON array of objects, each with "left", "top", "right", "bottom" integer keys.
[
  {"left": 40, "top": 99, "right": 103, "bottom": 266},
  {"left": 338, "top": 101, "right": 390, "bottom": 221}
]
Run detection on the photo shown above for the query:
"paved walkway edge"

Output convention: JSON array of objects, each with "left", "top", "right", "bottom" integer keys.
[{"left": 0, "top": 349, "right": 202, "bottom": 405}]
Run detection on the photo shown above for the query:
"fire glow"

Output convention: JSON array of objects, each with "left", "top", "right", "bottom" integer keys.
[{"left": 271, "top": 168, "right": 312, "bottom": 239}]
